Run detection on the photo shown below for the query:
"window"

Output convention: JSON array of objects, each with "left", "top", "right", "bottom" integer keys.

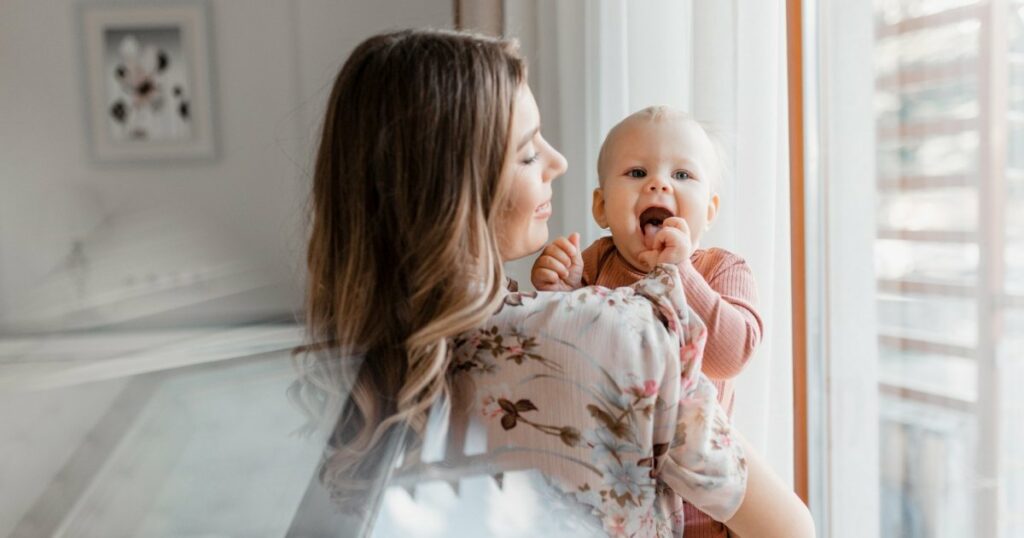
[
  {"left": 874, "top": 1, "right": 1024, "bottom": 536},
  {"left": 807, "top": 0, "right": 1024, "bottom": 536},
  {"left": 801, "top": 0, "right": 1024, "bottom": 535}
]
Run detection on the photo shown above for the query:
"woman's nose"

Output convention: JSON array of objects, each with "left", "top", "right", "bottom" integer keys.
[{"left": 545, "top": 147, "right": 568, "bottom": 181}]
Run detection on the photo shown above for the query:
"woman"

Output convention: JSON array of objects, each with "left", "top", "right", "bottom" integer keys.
[{"left": 295, "top": 29, "right": 814, "bottom": 537}]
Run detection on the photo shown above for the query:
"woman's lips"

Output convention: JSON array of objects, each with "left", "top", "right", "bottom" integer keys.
[{"left": 535, "top": 200, "right": 552, "bottom": 218}]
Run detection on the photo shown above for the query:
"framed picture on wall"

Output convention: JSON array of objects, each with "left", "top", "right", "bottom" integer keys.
[{"left": 78, "top": 1, "right": 216, "bottom": 162}]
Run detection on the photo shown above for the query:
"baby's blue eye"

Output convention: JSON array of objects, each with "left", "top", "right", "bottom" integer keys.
[
  {"left": 627, "top": 168, "right": 647, "bottom": 178},
  {"left": 673, "top": 170, "right": 691, "bottom": 180}
]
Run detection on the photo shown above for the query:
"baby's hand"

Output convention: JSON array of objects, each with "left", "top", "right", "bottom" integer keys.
[
  {"left": 531, "top": 233, "right": 584, "bottom": 291},
  {"left": 637, "top": 217, "right": 693, "bottom": 269}
]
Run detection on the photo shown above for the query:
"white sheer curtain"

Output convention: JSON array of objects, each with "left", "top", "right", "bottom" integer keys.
[
  {"left": 505, "top": 0, "right": 793, "bottom": 481},
  {"left": 691, "top": 0, "right": 794, "bottom": 484}
]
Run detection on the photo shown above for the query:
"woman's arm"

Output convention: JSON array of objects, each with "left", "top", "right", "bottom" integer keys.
[{"left": 724, "top": 431, "right": 816, "bottom": 538}]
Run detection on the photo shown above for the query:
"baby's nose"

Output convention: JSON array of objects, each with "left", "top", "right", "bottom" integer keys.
[{"left": 645, "top": 178, "right": 672, "bottom": 193}]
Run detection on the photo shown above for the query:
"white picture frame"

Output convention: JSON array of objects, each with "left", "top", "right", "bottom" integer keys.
[{"left": 78, "top": 1, "right": 216, "bottom": 162}]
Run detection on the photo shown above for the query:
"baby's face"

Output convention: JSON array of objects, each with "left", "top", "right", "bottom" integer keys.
[{"left": 593, "top": 117, "right": 720, "bottom": 271}]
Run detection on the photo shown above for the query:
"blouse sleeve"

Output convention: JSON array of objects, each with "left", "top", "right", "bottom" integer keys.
[
  {"left": 633, "top": 264, "right": 749, "bottom": 522},
  {"left": 457, "top": 263, "right": 747, "bottom": 532}
]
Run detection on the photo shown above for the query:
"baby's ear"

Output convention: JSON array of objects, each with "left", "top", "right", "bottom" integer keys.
[
  {"left": 591, "top": 188, "right": 609, "bottom": 228},
  {"left": 706, "top": 192, "right": 721, "bottom": 226}
]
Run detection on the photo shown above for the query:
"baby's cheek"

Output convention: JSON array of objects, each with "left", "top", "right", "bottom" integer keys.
[{"left": 617, "top": 209, "right": 640, "bottom": 233}]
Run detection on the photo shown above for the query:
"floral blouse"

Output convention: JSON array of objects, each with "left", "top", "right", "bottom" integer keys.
[{"left": 447, "top": 264, "right": 748, "bottom": 537}]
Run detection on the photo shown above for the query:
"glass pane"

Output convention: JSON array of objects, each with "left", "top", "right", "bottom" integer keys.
[
  {"left": 880, "top": 396, "right": 976, "bottom": 538},
  {"left": 1012, "top": 3, "right": 1024, "bottom": 55},
  {"left": 1013, "top": 66, "right": 1024, "bottom": 113},
  {"left": 877, "top": 80, "right": 979, "bottom": 125},
  {"left": 1002, "top": 309, "right": 1024, "bottom": 356},
  {"left": 1001, "top": 310, "right": 1024, "bottom": 537},
  {"left": 878, "top": 188, "right": 978, "bottom": 232},
  {"left": 878, "top": 345, "right": 977, "bottom": 401},
  {"left": 877, "top": 132, "right": 978, "bottom": 177},
  {"left": 876, "top": 0, "right": 980, "bottom": 25},
  {"left": 876, "top": 21, "right": 980, "bottom": 77},
  {"left": 1010, "top": 124, "right": 1024, "bottom": 180},
  {"left": 1009, "top": 166, "right": 1024, "bottom": 295},
  {"left": 1005, "top": 241, "right": 1024, "bottom": 294},
  {"left": 875, "top": 239, "right": 978, "bottom": 285},
  {"left": 869, "top": 0, "right": 1020, "bottom": 536},
  {"left": 878, "top": 293, "right": 977, "bottom": 347}
]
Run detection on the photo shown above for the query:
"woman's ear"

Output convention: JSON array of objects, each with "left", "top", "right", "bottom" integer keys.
[
  {"left": 705, "top": 192, "right": 720, "bottom": 229},
  {"left": 592, "top": 188, "right": 609, "bottom": 228}
]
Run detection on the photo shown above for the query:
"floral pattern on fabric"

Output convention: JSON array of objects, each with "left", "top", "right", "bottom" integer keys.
[{"left": 449, "top": 264, "right": 747, "bottom": 537}]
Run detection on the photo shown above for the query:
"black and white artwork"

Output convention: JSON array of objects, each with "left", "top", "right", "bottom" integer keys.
[
  {"left": 103, "top": 27, "right": 192, "bottom": 142},
  {"left": 80, "top": 2, "right": 215, "bottom": 161}
]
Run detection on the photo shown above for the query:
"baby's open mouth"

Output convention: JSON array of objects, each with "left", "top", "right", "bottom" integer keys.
[{"left": 639, "top": 207, "right": 674, "bottom": 248}]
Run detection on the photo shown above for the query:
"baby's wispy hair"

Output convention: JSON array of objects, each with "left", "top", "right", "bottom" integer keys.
[{"left": 596, "top": 105, "right": 729, "bottom": 191}]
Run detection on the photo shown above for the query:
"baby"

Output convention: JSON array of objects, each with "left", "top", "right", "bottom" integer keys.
[{"left": 530, "top": 106, "right": 763, "bottom": 536}]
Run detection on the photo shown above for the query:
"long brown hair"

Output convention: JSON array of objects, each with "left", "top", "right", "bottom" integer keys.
[{"left": 292, "top": 29, "right": 525, "bottom": 509}]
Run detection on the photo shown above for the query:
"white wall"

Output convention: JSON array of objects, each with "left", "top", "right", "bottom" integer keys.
[
  {"left": 0, "top": 0, "right": 452, "bottom": 531},
  {"left": 0, "top": 0, "right": 452, "bottom": 329}
]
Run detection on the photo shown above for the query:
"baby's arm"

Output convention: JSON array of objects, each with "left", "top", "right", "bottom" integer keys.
[
  {"left": 530, "top": 233, "right": 584, "bottom": 291},
  {"left": 679, "top": 254, "right": 763, "bottom": 380}
]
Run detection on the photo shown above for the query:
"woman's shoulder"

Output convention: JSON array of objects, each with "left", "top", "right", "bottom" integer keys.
[
  {"left": 449, "top": 282, "right": 682, "bottom": 446},
  {"left": 499, "top": 268, "right": 684, "bottom": 333},
  {"left": 447, "top": 287, "right": 673, "bottom": 534},
  {"left": 492, "top": 282, "right": 675, "bottom": 340},
  {"left": 485, "top": 267, "right": 693, "bottom": 361}
]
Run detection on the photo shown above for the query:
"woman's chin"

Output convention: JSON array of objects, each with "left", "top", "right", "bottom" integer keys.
[
  {"left": 499, "top": 234, "right": 549, "bottom": 263},
  {"left": 523, "top": 226, "right": 549, "bottom": 255}
]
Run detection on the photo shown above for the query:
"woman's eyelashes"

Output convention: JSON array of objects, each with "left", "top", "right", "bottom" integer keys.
[{"left": 520, "top": 134, "right": 547, "bottom": 165}]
